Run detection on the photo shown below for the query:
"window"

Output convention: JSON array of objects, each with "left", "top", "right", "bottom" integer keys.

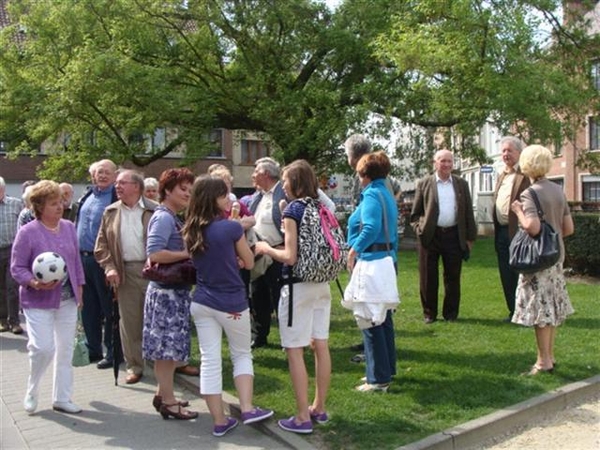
[
  {"left": 582, "top": 176, "right": 600, "bottom": 202},
  {"left": 549, "top": 178, "right": 564, "bottom": 188},
  {"left": 590, "top": 116, "right": 600, "bottom": 150},
  {"left": 592, "top": 60, "right": 600, "bottom": 91},
  {"left": 207, "top": 129, "right": 223, "bottom": 157},
  {"left": 241, "top": 139, "right": 269, "bottom": 164}
]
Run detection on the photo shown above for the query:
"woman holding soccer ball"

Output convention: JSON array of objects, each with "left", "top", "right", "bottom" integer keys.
[{"left": 10, "top": 180, "right": 85, "bottom": 415}]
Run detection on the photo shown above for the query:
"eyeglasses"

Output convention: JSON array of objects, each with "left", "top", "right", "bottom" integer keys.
[{"left": 115, "top": 180, "right": 136, "bottom": 186}]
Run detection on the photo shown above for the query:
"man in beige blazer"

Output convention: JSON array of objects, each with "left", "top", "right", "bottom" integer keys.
[
  {"left": 410, "top": 150, "right": 477, "bottom": 323},
  {"left": 492, "top": 137, "right": 530, "bottom": 321}
]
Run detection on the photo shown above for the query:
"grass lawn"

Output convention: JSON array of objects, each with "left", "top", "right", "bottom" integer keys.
[{"left": 190, "top": 236, "right": 600, "bottom": 450}]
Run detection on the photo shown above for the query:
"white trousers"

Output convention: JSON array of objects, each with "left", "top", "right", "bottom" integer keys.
[
  {"left": 23, "top": 300, "right": 77, "bottom": 403},
  {"left": 190, "top": 303, "right": 253, "bottom": 395}
]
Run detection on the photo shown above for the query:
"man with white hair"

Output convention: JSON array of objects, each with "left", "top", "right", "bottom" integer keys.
[
  {"left": 248, "top": 157, "right": 286, "bottom": 348},
  {"left": 60, "top": 182, "right": 78, "bottom": 222},
  {"left": 410, "top": 150, "right": 477, "bottom": 324},
  {"left": 76, "top": 160, "right": 118, "bottom": 369},
  {"left": 0, "top": 176, "right": 23, "bottom": 334},
  {"left": 493, "top": 137, "right": 529, "bottom": 322}
]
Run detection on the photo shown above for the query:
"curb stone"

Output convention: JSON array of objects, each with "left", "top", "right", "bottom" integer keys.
[
  {"left": 174, "top": 370, "right": 318, "bottom": 450},
  {"left": 397, "top": 375, "right": 600, "bottom": 450}
]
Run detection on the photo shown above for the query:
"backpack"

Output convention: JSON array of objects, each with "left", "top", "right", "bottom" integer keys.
[
  {"left": 284, "top": 197, "right": 347, "bottom": 327},
  {"left": 291, "top": 197, "right": 347, "bottom": 283}
]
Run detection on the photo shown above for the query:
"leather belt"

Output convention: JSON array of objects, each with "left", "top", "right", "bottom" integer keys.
[
  {"left": 436, "top": 225, "right": 457, "bottom": 233},
  {"left": 365, "top": 243, "right": 390, "bottom": 252}
]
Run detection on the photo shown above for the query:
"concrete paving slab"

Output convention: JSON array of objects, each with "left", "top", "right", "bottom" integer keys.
[{"left": 1, "top": 330, "right": 311, "bottom": 450}]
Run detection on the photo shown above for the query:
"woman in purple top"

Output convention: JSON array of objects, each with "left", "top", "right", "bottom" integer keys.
[
  {"left": 183, "top": 176, "right": 273, "bottom": 437},
  {"left": 10, "top": 180, "right": 85, "bottom": 415},
  {"left": 142, "top": 168, "right": 198, "bottom": 420}
]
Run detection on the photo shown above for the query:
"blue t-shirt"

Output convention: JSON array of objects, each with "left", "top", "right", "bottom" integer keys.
[
  {"left": 191, "top": 218, "right": 246, "bottom": 313},
  {"left": 281, "top": 199, "right": 307, "bottom": 277},
  {"left": 146, "top": 206, "right": 185, "bottom": 255},
  {"left": 146, "top": 206, "right": 188, "bottom": 289}
]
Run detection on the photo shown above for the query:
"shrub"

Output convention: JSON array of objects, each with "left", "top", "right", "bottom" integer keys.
[{"left": 564, "top": 212, "right": 600, "bottom": 276}]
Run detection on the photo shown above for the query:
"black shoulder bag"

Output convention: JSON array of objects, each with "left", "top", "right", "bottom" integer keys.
[{"left": 509, "top": 188, "right": 560, "bottom": 274}]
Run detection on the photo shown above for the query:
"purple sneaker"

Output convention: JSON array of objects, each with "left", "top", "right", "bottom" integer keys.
[
  {"left": 309, "top": 408, "right": 329, "bottom": 424},
  {"left": 241, "top": 407, "right": 274, "bottom": 425},
  {"left": 213, "top": 417, "right": 238, "bottom": 437},
  {"left": 278, "top": 416, "right": 313, "bottom": 434}
]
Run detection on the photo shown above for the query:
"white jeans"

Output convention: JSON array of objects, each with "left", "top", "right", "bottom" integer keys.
[
  {"left": 190, "top": 303, "right": 253, "bottom": 395},
  {"left": 23, "top": 300, "right": 77, "bottom": 403}
]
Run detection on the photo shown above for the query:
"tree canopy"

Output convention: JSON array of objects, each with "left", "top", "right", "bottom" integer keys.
[{"left": 0, "top": 0, "right": 598, "bottom": 180}]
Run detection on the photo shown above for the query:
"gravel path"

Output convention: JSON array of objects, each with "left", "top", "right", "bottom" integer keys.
[{"left": 475, "top": 394, "right": 600, "bottom": 450}]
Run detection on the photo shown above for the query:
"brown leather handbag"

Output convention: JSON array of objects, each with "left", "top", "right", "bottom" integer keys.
[{"left": 142, "top": 258, "right": 196, "bottom": 285}]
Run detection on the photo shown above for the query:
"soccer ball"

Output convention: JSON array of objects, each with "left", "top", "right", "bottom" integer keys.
[{"left": 32, "top": 252, "right": 67, "bottom": 283}]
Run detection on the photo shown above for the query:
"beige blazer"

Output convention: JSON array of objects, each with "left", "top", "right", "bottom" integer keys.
[
  {"left": 94, "top": 197, "right": 157, "bottom": 281},
  {"left": 492, "top": 169, "right": 530, "bottom": 239}
]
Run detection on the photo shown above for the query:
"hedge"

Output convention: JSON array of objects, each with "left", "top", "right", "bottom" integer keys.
[{"left": 564, "top": 212, "right": 600, "bottom": 276}]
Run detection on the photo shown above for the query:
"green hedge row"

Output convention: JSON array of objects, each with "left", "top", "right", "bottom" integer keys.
[{"left": 564, "top": 212, "right": 600, "bottom": 276}]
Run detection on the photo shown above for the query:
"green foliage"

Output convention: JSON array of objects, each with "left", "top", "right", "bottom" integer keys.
[
  {"left": 564, "top": 212, "right": 600, "bottom": 276},
  {"left": 1, "top": 0, "right": 599, "bottom": 179},
  {"left": 189, "top": 237, "right": 599, "bottom": 449}
]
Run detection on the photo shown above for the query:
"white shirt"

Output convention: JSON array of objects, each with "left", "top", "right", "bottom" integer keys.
[
  {"left": 495, "top": 169, "right": 517, "bottom": 226},
  {"left": 120, "top": 197, "right": 146, "bottom": 262},
  {"left": 435, "top": 174, "right": 457, "bottom": 227},
  {"left": 254, "top": 185, "right": 283, "bottom": 246}
]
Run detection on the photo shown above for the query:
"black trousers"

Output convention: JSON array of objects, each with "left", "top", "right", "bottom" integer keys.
[
  {"left": 418, "top": 226, "right": 463, "bottom": 320},
  {"left": 495, "top": 225, "right": 518, "bottom": 316},
  {"left": 250, "top": 260, "right": 282, "bottom": 342}
]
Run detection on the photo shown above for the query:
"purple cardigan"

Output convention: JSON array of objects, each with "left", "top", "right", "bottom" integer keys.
[{"left": 10, "top": 219, "right": 85, "bottom": 310}]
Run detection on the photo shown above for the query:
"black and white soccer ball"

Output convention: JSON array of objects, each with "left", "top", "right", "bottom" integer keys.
[{"left": 32, "top": 252, "right": 67, "bottom": 283}]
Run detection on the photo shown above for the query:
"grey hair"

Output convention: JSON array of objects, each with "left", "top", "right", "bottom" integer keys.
[
  {"left": 119, "top": 169, "right": 145, "bottom": 191},
  {"left": 344, "top": 134, "right": 372, "bottom": 160},
  {"left": 0, "top": 176, "right": 5, "bottom": 188},
  {"left": 144, "top": 177, "right": 158, "bottom": 189},
  {"left": 255, "top": 157, "right": 280, "bottom": 179},
  {"left": 500, "top": 136, "right": 523, "bottom": 153}
]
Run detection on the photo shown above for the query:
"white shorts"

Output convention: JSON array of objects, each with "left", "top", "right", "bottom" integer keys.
[{"left": 278, "top": 281, "right": 331, "bottom": 348}]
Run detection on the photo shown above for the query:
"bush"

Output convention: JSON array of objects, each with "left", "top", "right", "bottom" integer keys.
[{"left": 564, "top": 212, "right": 600, "bottom": 276}]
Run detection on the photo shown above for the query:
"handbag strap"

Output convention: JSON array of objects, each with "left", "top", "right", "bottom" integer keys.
[
  {"left": 527, "top": 188, "right": 546, "bottom": 222},
  {"left": 358, "top": 189, "right": 392, "bottom": 255}
]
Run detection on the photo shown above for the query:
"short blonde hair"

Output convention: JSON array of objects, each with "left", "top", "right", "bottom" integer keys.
[
  {"left": 519, "top": 145, "right": 553, "bottom": 180},
  {"left": 29, "top": 180, "right": 61, "bottom": 219}
]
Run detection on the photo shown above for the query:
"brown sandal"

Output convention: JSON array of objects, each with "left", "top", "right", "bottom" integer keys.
[
  {"left": 159, "top": 403, "right": 198, "bottom": 420},
  {"left": 152, "top": 395, "right": 190, "bottom": 412},
  {"left": 522, "top": 365, "right": 554, "bottom": 376}
]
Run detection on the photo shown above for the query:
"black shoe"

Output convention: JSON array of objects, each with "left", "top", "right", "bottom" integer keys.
[
  {"left": 251, "top": 338, "right": 268, "bottom": 349},
  {"left": 350, "top": 343, "right": 364, "bottom": 352},
  {"left": 97, "top": 358, "right": 113, "bottom": 369},
  {"left": 89, "top": 354, "right": 103, "bottom": 363}
]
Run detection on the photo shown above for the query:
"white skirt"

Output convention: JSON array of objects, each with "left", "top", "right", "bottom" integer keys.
[{"left": 342, "top": 256, "right": 400, "bottom": 328}]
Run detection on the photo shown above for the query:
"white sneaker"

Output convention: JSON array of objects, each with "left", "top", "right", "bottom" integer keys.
[
  {"left": 24, "top": 394, "right": 37, "bottom": 414},
  {"left": 52, "top": 401, "right": 82, "bottom": 414}
]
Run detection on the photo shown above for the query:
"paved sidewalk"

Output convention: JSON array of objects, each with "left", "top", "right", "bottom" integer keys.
[{"left": 0, "top": 330, "right": 311, "bottom": 450}]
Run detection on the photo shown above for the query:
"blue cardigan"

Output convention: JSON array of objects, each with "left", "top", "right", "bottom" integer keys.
[{"left": 347, "top": 179, "right": 398, "bottom": 262}]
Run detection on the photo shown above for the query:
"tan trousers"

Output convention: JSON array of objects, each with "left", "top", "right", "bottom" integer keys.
[{"left": 117, "top": 262, "right": 148, "bottom": 375}]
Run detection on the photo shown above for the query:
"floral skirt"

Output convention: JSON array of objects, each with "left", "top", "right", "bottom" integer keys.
[
  {"left": 512, "top": 263, "right": 574, "bottom": 327},
  {"left": 142, "top": 285, "right": 191, "bottom": 361}
]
